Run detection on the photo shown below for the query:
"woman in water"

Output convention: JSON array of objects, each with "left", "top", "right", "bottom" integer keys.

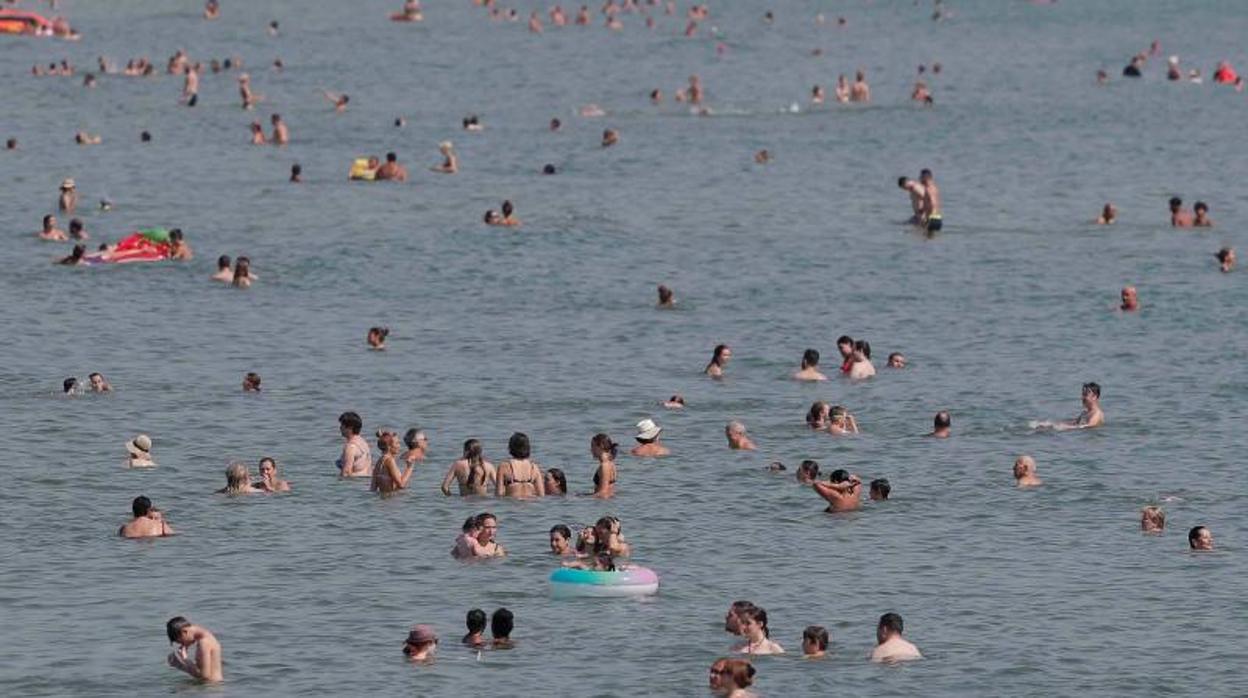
[
  {"left": 496, "top": 432, "right": 545, "bottom": 498},
  {"left": 575, "top": 526, "right": 596, "bottom": 556},
  {"left": 593, "top": 516, "right": 631, "bottom": 558},
  {"left": 590, "top": 433, "right": 618, "bottom": 499},
  {"left": 367, "top": 326, "right": 389, "bottom": 350},
  {"left": 219, "top": 462, "right": 260, "bottom": 495},
  {"left": 732, "top": 606, "right": 785, "bottom": 655},
  {"left": 709, "top": 658, "right": 757, "bottom": 697},
  {"left": 543, "top": 467, "right": 567, "bottom": 496},
  {"left": 439, "top": 439, "right": 495, "bottom": 496},
  {"left": 827, "top": 406, "right": 860, "bottom": 435},
  {"left": 705, "top": 344, "right": 731, "bottom": 378},
  {"left": 58, "top": 244, "right": 86, "bottom": 266},
  {"left": 549, "top": 524, "right": 574, "bottom": 556},
  {"left": 231, "top": 257, "right": 252, "bottom": 289},
  {"left": 371, "top": 430, "right": 415, "bottom": 494},
  {"left": 805, "top": 401, "right": 830, "bottom": 429},
  {"left": 431, "top": 141, "right": 458, "bottom": 173},
  {"left": 254, "top": 457, "right": 291, "bottom": 492}
]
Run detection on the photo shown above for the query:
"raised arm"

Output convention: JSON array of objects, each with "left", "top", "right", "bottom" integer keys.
[{"left": 390, "top": 458, "right": 415, "bottom": 490}]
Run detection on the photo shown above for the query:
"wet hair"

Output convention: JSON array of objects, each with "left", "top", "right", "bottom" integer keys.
[
  {"left": 341, "top": 95, "right": 350, "bottom": 104},
  {"left": 549, "top": 118, "right": 561, "bottom": 130},
  {"left": 225, "top": 462, "right": 249, "bottom": 492},
  {"left": 271, "top": 113, "right": 282, "bottom": 123},
  {"left": 711, "top": 658, "right": 756, "bottom": 689},
  {"left": 43, "top": 214, "right": 55, "bottom": 228},
  {"left": 1141, "top": 506, "right": 1165, "bottom": 529},
  {"left": 731, "top": 600, "right": 756, "bottom": 616},
  {"left": 61, "top": 244, "right": 86, "bottom": 264},
  {"left": 657, "top": 284, "right": 673, "bottom": 304},
  {"left": 461, "top": 515, "right": 478, "bottom": 533},
  {"left": 545, "top": 467, "right": 567, "bottom": 494},
  {"left": 5, "top": 138, "right": 15, "bottom": 149},
  {"left": 1082, "top": 382, "right": 1101, "bottom": 399},
  {"left": 802, "top": 348, "right": 820, "bottom": 368},
  {"left": 878, "top": 612, "right": 904, "bottom": 635},
  {"left": 386, "top": 152, "right": 397, "bottom": 163},
  {"left": 464, "top": 608, "right": 487, "bottom": 634},
  {"left": 1188, "top": 526, "right": 1207, "bottom": 548},
  {"left": 1194, "top": 201, "right": 1208, "bottom": 213},
  {"left": 69, "top": 218, "right": 84, "bottom": 235},
  {"left": 1216, "top": 247, "right": 1233, "bottom": 263},
  {"left": 806, "top": 401, "right": 829, "bottom": 428},
  {"left": 491, "top": 608, "right": 514, "bottom": 638},
  {"left": 803, "top": 625, "right": 829, "bottom": 650},
  {"left": 830, "top": 405, "right": 849, "bottom": 420},
  {"left": 63, "top": 377, "right": 78, "bottom": 393},
  {"left": 870, "top": 478, "right": 891, "bottom": 499},
  {"left": 934, "top": 411, "right": 951, "bottom": 429},
  {"left": 888, "top": 352, "right": 904, "bottom": 364},
  {"left": 502, "top": 200, "right": 514, "bottom": 217},
  {"left": 132, "top": 495, "right": 152, "bottom": 517},
  {"left": 550, "top": 524, "right": 572, "bottom": 541},
  {"left": 507, "top": 432, "right": 530, "bottom": 459},
  {"left": 88, "top": 372, "right": 103, "bottom": 382},
  {"left": 244, "top": 371, "right": 261, "bottom": 389},
  {"left": 169, "top": 229, "right": 184, "bottom": 242},
  {"left": 483, "top": 210, "right": 497, "bottom": 223},
  {"left": 403, "top": 428, "right": 425, "bottom": 450},
  {"left": 829, "top": 469, "right": 850, "bottom": 483},
  {"left": 1169, "top": 196, "right": 1182, "bottom": 210},
  {"left": 591, "top": 433, "right": 618, "bottom": 459},
  {"left": 140, "top": 131, "right": 152, "bottom": 142},
  {"left": 897, "top": 176, "right": 910, "bottom": 188},
  {"left": 166, "top": 616, "right": 191, "bottom": 643},
  {"left": 836, "top": 335, "right": 853, "bottom": 348},
  {"left": 854, "top": 339, "right": 871, "bottom": 359},
  {"left": 920, "top": 168, "right": 933, "bottom": 179},
  {"left": 217, "top": 254, "right": 231, "bottom": 270},
  {"left": 741, "top": 606, "right": 771, "bottom": 637},
  {"left": 542, "top": 163, "right": 557, "bottom": 175},
  {"left": 798, "top": 460, "right": 820, "bottom": 479},
  {"left": 291, "top": 164, "right": 302, "bottom": 178},
  {"left": 711, "top": 344, "right": 729, "bottom": 366},
  {"left": 338, "top": 411, "right": 363, "bottom": 435}
]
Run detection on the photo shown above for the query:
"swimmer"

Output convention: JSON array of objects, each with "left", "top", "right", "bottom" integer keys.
[
  {"left": 270, "top": 114, "right": 288, "bottom": 145},
  {"left": 725, "top": 601, "right": 756, "bottom": 636},
  {"left": 1215, "top": 247, "right": 1235, "bottom": 273},
  {"left": 440, "top": 438, "right": 496, "bottom": 495},
  {"left": 182, "top": 64, "right": 198, "bottom": 104},
  {"left": 232, "top": 257, "right": 252, "bottom": 288},
  {"left": 709, "top": 658, "right": 757, "bottom": 697},
  {"left": 631, "top": 418, "right": 670, "bottom": 457},
  {"left": 119, "top": 496, "right": 174, "bottom": 538},
  {"left": 911, "top": 80, "right": 930, "bottom": 102},
  {"left": 814, "top": 469, "right": 861, "bottom": 512},
  {"left": 898, "top": 177, "right": 926, "bottom": 225},
  {"left": 462, "top": 115, "right": 483, "bottom": 131},
  {"left": 733, "top": 606, "right": 784, "bottom": 655},
  {"left": 64, "top": 377, "right": 79, "bottom": 395},
  {"left": 367, "top": 326, "right": 389, "bottom": 350},
  {"left": 590, "top": 434, "right": 619, "bottom": 498},
  {"left": 337, "top": 411, "right": 372, "bottom": 477},
  {"left": 249, "top": 121, "right": 267, "bottom": 145},
  {"left": 57, "top": 244, "right": 86, "bottom": 265},
  {"left": 541, "top": 163, "right": 557, "bottom": 175},
  {"left": 549, "top": 117, "right": 561, "bottom": 131},
  {"left": 166, "top": 617, "right": 223, "bottom": 683},
  {"left": 550, "top": 5, "right": 567, "bottom": 25},
  {"left": 835, "top": 335, "right": 854, "bottom": 373},
  {"left": 463, "top": 609, "right": 486, "bottom": 647},
  {"left": 806, "top": 401, "right": 830, "bottom": 429},
  {"left": 289, "top": 164, "right": 302, "bottom": 183},
  {"left": 662, "top": 395, "right": 686, "bottom": 410},
  {"left": 496, "top": 432, "right": 545, "bottom": 498},
  {"left": 827, "top": 405, "right": 859, "bottom": 435},
  {"left": 168, "top": 229, "right": 192, "bottom": 260},
  {"left": 402, "top": 625, "right": 438, "bottom": 662},
  {"left": 793, "top": 348, "right": 826, "bottom": 381},
  {"left": 267, "top": 20, "right": 279, "bottom": 37},
  {"left": 254, "top": 457, "right": 290, "bottom": 492},
  {"left": 431, "top": 141, "right": 458, "bottom": 174},
  {"left": 490, "top": 609, "right": 514, "bottom": 648},
  {"left": 88, "top": 372, "right": 111, "bottom": 393},
  {"left": 657, "top": 284, "right": 675, "bottom": 308},
  {"left": 650, "top": 88, "right": 663, "bottom": 104},
  {"left": 1067, "top": 382, "right": 1104, "bottom": 429},
  {"left": 455, "top": 512, "right": 505, "bottom": 558},
  {"left": 218, "top": 462, "right": 260, "bottom": 495},
  {"left": 528, "top": 10, "right": 543, "bottom": 32},
  {"left": 802, "top": 626, "right": 829, "bottom": 659},
  {"left": 870, "top": 612, "right": 922, "bottom": 662},
  {"left": 834, "top": 74, "right": 850, "bottom": 103},
  {"left": 58, "top": 179, "right": 77, "bottom": 213},
  {"left": 126, "top": 434, "right": 156, "bottom": 468},
  {"left": 1166, "top": 56, "right": 1182, "bottom": 81},
  {"left": 1096, "top": 69, "right": 1109, "bottom": 85},
  {"left": 74, "top": 131, "right": 101, "bottom": 145},
  {"left": 550, "top": 525, "right": 575, "bottom": 556},
  {"left": 886, "top": 352, "right": 906, "bottom": 368},
  {"left": 371, "top": 430, "right": 415, "bottom": 494},
  {"left": 753, "top": 150, "right": 772, "bottom": 164},
  {"left": 1140, "top": 506, "right": 1165, "bottom": 533},
  {"left": 1013, "top": 455, "right": 1042, "bottom": 488},
  {"left": 1096, "top": 203, "right": 1117, "bottom": 225},
  {"left": 931, "top": 411, "right": 951, "bottom": 438},
  {"left": 705, "top": 344, "right": 731, "bottom": 378},
  {"left": 796, "top": 460, "right": 820, "bottom": 484},
  {"left": 238, "top": 74, "right": 258, "bottom": 110},
  {"left": 593, "top": 515, "right": 631, "bottom": 558},
  {"left": 601, "top": 128, "right": 620, "bottom": 147},
  {"left": 203, "top": 0, "right": 220, "bottom": 20},
  {"left": 38, "top": 214, "right": 68, "bottom": 241},
  {"left": 401, "top": 428, "right": 427, "bottom": 465},
  {"left": 1188, "top": 526, "right": 1213, "bottom": 551},
  {"left": 322, "top": 90, "right": 350, "bottom": 112},
  {"left": 869, "top": 478, "right": 891, "bottom": 501},
  {"left": 212, "top": 255, "right": 233, "bottom": 282},
  {"left": 1169, "top": 197, "right": 1193, "bottom": 227},
  {"left": 1120, "top": 286, "right": 1139, "bottom": 312},
  {"left": 725, "top": 421, "right": 756, "bottom": 451},
  {"left": 850, "top": 70, "right": 870, "bottom": 102},
  {"left": 847, "top": 340, "right": 875, "bottom": 379},
  {"left": 484, "top": 210, "right": 504, "bottom": 226},
  {"left": 394, "top": 0, "right": 424, "bottom": 22},
  {"left": 919, "top": 169, "right": 942, "bottom": 233},
  {"left": 1192, "top": 201, "right": 1212, "bottom": 227},
  {"left": 374, "top": 152, "right": 409, "bottom": 181},
  {"left": 811, "top": 85, "right": 825, "bottom": 104}
]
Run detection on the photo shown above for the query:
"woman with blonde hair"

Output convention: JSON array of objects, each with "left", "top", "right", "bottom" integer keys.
[
  {"left": 219, "top": 462, "right": 259, "bottom": 495},
  {"left": 431, "top": 141, "right": 458, "bottom": 174},
  {"left": 371, "top": 430, "right": 415, "bottom": 494}
]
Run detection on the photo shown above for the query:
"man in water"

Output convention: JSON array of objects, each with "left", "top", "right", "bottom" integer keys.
[
  {"left": 793, "top": 348, "right": 827, "bottom": 381},
  {"left": 38, "top": 214, "right": 67, "bottom": 241},
  {"left": 850, "top": 70, "right": 870, "bottom": 102},
  {"left": 374, "top": 152, "right": 408, "bottom": 181},
  {"left": 88, "top": 372, "right": 112, "bottom": 392},
  {"left": 337, "top": 411, "right": 372, "bottom": 477},
  {"left": 119, "top": 496, "right": 174, "bottom": 537},
  {"left": 870, "top": 613, "right": 922, "bottom": 662},
  {"left": 813, "top": 469, "right": 861, "bottom": 512},
  {"left": 898, "top": 177, "right": 925, "bottom": 224},
  {"left": 919, "top": 169, "right": 941, "bottom": 233},
  {"left": 1120, "top": 286, "right": 1140, "bottom": 312},
  {"left": 212, "top": 255, "right": 233, "bottom": 281},
  {"left": 1215, "top": 247, "right": 1235, "bottom": 273},
  {"left": 931, "top": 411, "right": 951, "bottom": 438},
  {"left": 168, "top": 229, "right": 192, "bottom": 260},
  {"left": 270, "top": 114, "right": 289, "bottom": 145},
  {"left": 1068, "top": 382, "right": 1104, "bottom": 428},
  {"left": 1188, "top": 526, "right": 1213, "bottom": 551},
  {"left": 656, "top": 284, "right": 675, "bottom": 308},
  {"left": 1013, "top": 455, "right": 1042, "bottom": 487},
  {"left": 725, "top": 421, "right": 756, "bottom": 450},
  {"left": 1169, "top": 197, "right": 1193, "bottom": 227},
  {"left": 166, "top": 616, "right": 224, "bottom": 683},
  {"left": 1192, "top": 201, "right": 1213, "bottom": 227}
]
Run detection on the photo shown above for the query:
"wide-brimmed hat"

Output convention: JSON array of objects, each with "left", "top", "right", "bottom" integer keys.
[
  {"left": 125, "top": 434, "right": 152, "bottom": 457},
  {"left": 636, "top": 418, "right": 662, "bottom": 440},
  {"left": 405, "top": 625, "right": 437, "bottom": 645},
  {"left": 60, "top": 178, "right": 75, "bottom": 190}
]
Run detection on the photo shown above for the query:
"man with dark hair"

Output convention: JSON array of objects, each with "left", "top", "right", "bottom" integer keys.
[
  {"left": 794, "top": 348, "right": 827, "bottom": 381},
  {"left": 1070, "top": 382, "right": 1104, "bottom": 428},
  {"left": 836, "top": 335, "right": 855, "bottom": 374},
  {"left": 725, "top": 600, "right": 756, "bottom": 635},
  {"left": 119, "top": 495, "right": 174, "bottom": 538},
  {"left": 931, "top": 411, "right": 951, "bottom": 438},
  {"left": 375, "top": 151, "right": 408, "bottom": 181},
  {"left": 1169, "top": 197, "right": 1193, "bottom": 227},
  {"left": 871, "top": 612, "right": 921, "bottom": 662},
  {"left": 869, "top": 478, "right": 891, "bottom": 500},
  {"left": 1188, "top": 526, "right": 1213, "bottom": 551},
  {"left": 1192, "top": 201, "right": 1213, "bottom": 227},
  {"left": 490, "top": 608, "right": 515, "bottom": 648},
  {"left": 463, "top": 609, "right": 487, "bottom": 647},
  {"left": 898, "top": 176, "right": 926, "bottom": 224},
  {"left": 920, "top": 169, "right": 941, "bottom": 233},
  {"left": 165, "top": 616, "right": 223, "bottom": 682},
  {"left": 337, "top": 411, "right": 371, "bottom": 477},
  {"left": 813, "top": 469, "right": 862, "bottom": 512}
]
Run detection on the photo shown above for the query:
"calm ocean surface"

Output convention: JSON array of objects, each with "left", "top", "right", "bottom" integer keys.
[{"left": 2, "top": 1, "right": 1246, "bottom": 696}]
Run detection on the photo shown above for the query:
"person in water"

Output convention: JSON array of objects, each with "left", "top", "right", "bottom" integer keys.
[
  {"left": 367, "top": 326, "right": 389, "bottom": 350},
  {"left": 827, "top": 405, "right": 860, "bottom": 435},
  {"left": 431, "top": 141, "right": 458, "bottom": 173},
  {"left": 733, "top": 606, "right": 785, "bottom": 655},
  {"left": 1096, "top": 203, "right": 1117, "bottom": 225},
  {"left": 242, "top": 371, "right": 261, "bottom": 392},
  {"left": 126, "top": 434, "right": 156, "bottom": 468},
  {"left": 814, "top": 469, "right": 861, "bottom": 512},
  {"left": 898, "top": 177, "right": 926, "bottom": 224},
  {"left": 58, "top": 244, "right": 86, "bottom": 266},
  {"left": 850, "top": 70, "right": 870, "bottom": 102},
  {"left": 836, "top": 335, "right": 855, "bottom": 374},
  {"left": 402, "top": 625, "right": 438, "bottom": 662},
  {"left": 270, "top": 113, "right": 289, "bottom": 145},
  {"left": 549, "top": 524, "right": 575, "bottom": 556},
  {"left": 496, "top": 432, "right": 545, "bottom": 498},
  {"left": 88, "top": 372, "right": 111, "bottom": 393},
  {"left": 168, "top": 229, "right": 192, "bottom": 260},
  {"left": 601, "top": 128, "right": 619, "bottom": 147},
  {"left": 662, "top": 394, "right": 686, "bottom": 410},
  {"left": 249, "top": 121, "right": 267, "bottom": 145},
  {"left": 452, "top": 512, "right": 506, "bottom": 559},
  {"left": 255, "top": 457, "right": 291, "bottom": 492},
  {"left": 593, "top": 515, "right": 632, "bottom": 558},
  {"left": 590, "top": 433, "right": 619, "bottom": 498},
  {"left": 374, "top": 152, "right": 409, "bottom": 181},
  {"left": 806, "top": 401, "right": 830, "bottom": 429},
  {"left": 219, "top": 462, "right": 260, "bottom": 495},
  {"left": 232, "top": 257, "right": 252, "bottom": 288},
  {"left": 1013, "top": 455, "right": 1042, "bottom": 487},
  {"left": 793, "top": 348, "right": 827, "bottom": 381},
  {"left": 290, "top": 164, "right": 302, "bottom": 183},
  {"left": 1120, "top": 286, "right": 1140, "bottom": 312},
  {"left": 920, "top": 169, "right": 942, "bottom": 233},
  {"left": 725, "top": 601, "right": 757, "bottom": 637},
  {"left": 931, "top": 411, "right": 952, "bottom": 438},
  {"left": 463, "top": 609, "right": 486, "bottom": 647},
  {"left": 886, "top": 352, "right": 906, "bottom": 368},
  {"left": 871, "top": 612, "right": 922, "bottom": 662},
  {"left": 801, "top": 626, "right": 829, "bottom": 659},
  {"left": 544, "top": 467, "right": 567, "bottom": 495},
  {"left": 1215, "top": 247, "right": 1235, "bottom": 273},
  {"left": 1068, "top": 382, "right": 1104, "bottom": 428},
  {"left": 166, "top": 616, "right": 224, "bottom": 683},
  {"left": 1140, "top": 506, "right": 1165, "bottom": 533},
  {"left": 1188, "top": 525, "right": 1213, "bottom": 551},
  {"left": 119, "top": 496, "right": 174, "bottom": 538},
  {"left": 847, "top": 340, "right": 875, "bottom": 379},
  {"left": 725, "top": 421, "right": 756, "bottom": 450},
  {"left": 1192, "top": 201, "right": 1213, "bottom": 227},
  {"left": 59, "top": 179, "right": 77, "bottom": 214},
  {"left": 631, "top": 418, "right": 669, "bottom": 457},
  {"left": 371, "top": 430, "right": 415, "bottom": 494},
  {"left": 657, "top": 284, "right": 675, "bottom": 308},
  {"left": 337, "top": 411, "right": 372, "bottom": 477},
  {"left": 39, "top": 214, "right": 67, "bottom": 241},
  {"left": 402, "top": 428, "right": 428, "bottom": 465},
  {"left": 440, "top": 438, "right": 496, "bottom": 496},
  {"left": 869, "top": 478, "right": 891, "bottom": 501},
  {"left": 212, "top": 255, "right": 233, "bottom": 282},
  {"left": 323, "top": 90, "right": 350, "bottom": 112},
  {"left": 1169, "top": 197, "right": 1193, "bottom": 227},
  {"left": 490, "top": 608, "right": 515, "bottom": 649},
  {"left": 796, "top": 460, "right": 820, "bottom": 484},
  {"left": 709, "top": 658, "right": 757, "bottom": 697},
  {"left": 705, "top": 344, "right": 731, "bottom": 378}
]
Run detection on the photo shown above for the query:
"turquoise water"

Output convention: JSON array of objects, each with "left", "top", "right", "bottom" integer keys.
[{"left": 1, "top": 1, "right": 1246, "bottom": 695}]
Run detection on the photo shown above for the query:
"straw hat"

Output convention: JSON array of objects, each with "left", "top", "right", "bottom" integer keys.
[
  {"left": 60, "top": 178, "right": 75, "bottom": 190},
  {"left": 636, "top": 418, "right": 662, "bottom": 441},
  {"left": 125, "top": 434, "right": 152, "bottom": 457}
]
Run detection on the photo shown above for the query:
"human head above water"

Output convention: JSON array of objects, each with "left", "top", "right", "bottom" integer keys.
[
  {"left": 508, "top": 432, "right": 530, "bottom": 459},
  {"left": 491, "top": 608, "right": 514, "bottom": 638},
  {"left": 338, "top": 411, "right": 363, "bottom": 435},
  {"left": 132, "top": 495, "right": 153, "bottom": 517}
]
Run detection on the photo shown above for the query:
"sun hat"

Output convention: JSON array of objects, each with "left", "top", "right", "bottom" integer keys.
[
  {"left": 636, "top": 418, "right": 662, "bottom": 441},
  {"left": 405, "top": 625, "right": 438, "bottom": 645},
  {"left": 125, "top": 434, "right": 152, "bottom": 457},
  {"left": 61, "top": 178, "right": 75, "bottom": 190}
]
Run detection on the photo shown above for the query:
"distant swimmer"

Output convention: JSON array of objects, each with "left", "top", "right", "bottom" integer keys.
[
  {"left": 528, "top": 10, "right": 543, "bottom": 32},
  {"left": 440, "top": 438, "right": 496, "bottom": 496},
  {"left": 38, "top": 214, "right": 68, "bottom": 241},
  {"left": 367, "top": 326, "right": 389, "bottom": 350},
  {"left": 591, "top": 434, "right": 619, "bottom": 499},
  {"left": 290, "top": 164, "right": 302, "bottom": 182},
  {"left": 705, "top": 343, "right": 732, "bottom": 378},
  {"left": 463, "top": 115, "right": 483, "bottom": 131},
  {"left": 431, "top": 141, "right": 458, "bottom": 174},
  {"left": 1069, "top": 382, "right": 1104, "bottom": 428},
  {"left": 126, "top": 434, "right": 156, "bottom": 468},
  {"left": 1192, "top": 201, "right": 1212, "bottom": 227},
  {"left": 392, "top": 0, "right": 423, "bottom": 22},
  {"left": 1096, "top": 203, "right": 1117, "bottom": 225},
  {"left": 911, "top": 80, "right": 930, "bottom": 102},
  {"left": 870, "top": 612, "right": 922, "bottom": 663},
  {"left": 88, "top": 372, "right": 111, "bottom": 392},
  {"left": 57, "top": 245, "right": 86, "bottom": 265},
  {"left": 374, "top": 152, "right": 408, "bottom": 181},
  {"left": 255, "top": 457, "right": 290, "bottom": 492},
  {"left": 58, "top": 179, "right": 77, "bottom": 213},
  {"left": 1122, "top": 54, "right": 1144, "bottom": 77},
  {"left": 1013, "top": 455, "right": 1042, "bottom": 488},
  {"left": 550, "top": 5, "right": 567, "bottom": 26},
  {"left": 662, "top": 395, "right": 686, "bottom": 410},
  {"left": 732, "top": 606, "right": 785, "bottom": 655},
  {"left": 709, "top": 658, "right": 757, "bottom": 697},
  {"left": 463, "top": 609, "right": 487, "bottom": 647},
  {"left": 249, "top": 121, "right": 267, "bottom": 145},
  {"left": 886, "top": 352, "right": 906, "bottom": 368},
  {"left": 231, "top": 257, "right": 252, "bottom": 288},
  {"left": 725, "top": 421, "right": 756, "bottom": 450},
  {"left": 549, "top": 118, "right": 561, "bottom": 131},
  {"left": 337, "top": 411, "right": 372, "bottom": 477},
  {"left": 657, "top": 284, "right": 675, "bottom": 308},
  {"left": 1140, "top": 506, "right": 1165, "bottom": 533},
  {"left": 166, "top": 616, "right": 224, "bottom": 683},
  {"left": 451, "top": 512, "right": 506, "bottom": 558},
  {"left": 402, "top": 625, "right": 438, "bottom": 662},
  {"left": 203, "top": 0, "right": 220, "bottom": 20},
  {"left": 218, "top": 462, "right": 260, "bottom": 495},
  {"left": 834, "top": 74, "right": 850, "bottom": 103},
  {"left": 602, "top": 128, "right": 620, "bottom": 147},
  {"left": 500, "top": 200, "right": 520, "bottom": 226},
  {"left": 119, "top": 496, "right": 174, "bottom": 537},
  {"left": 802, "top": 626, "right": 829, "bottom": 659},
  {"left": 549, "top": 525, "right": 574, "bottom": 556},
  {"left": 806, "top": 401, "right": 830, "bottom": 429},
  {"left": 168, "top": 229, "right": 193, "bottom": 260},
  {"left": 1215, "top": 247, "right": 1235, "bottom": 273},
  {"left": 793, "top": 348, "right": 827, "bottom": 381},
  {"left": 371, "top": 430, "right": 415, "bottom": 494},
  {"left": 813, "top": 469, "right": 861, "bottom": 512},
  {"left": 74, "top": 131, "right": 101, "bottom": 145},
  {"left": 827, "top": 405, "right": 860, "bottom": 435},
  {"left": 869, "top": 478, "right": 891, "bottom": 501},
  {"left": 242, "top": 371, "right": 261, "bottom": 392},
  {"left": 753, "top": 150, "right": 772, "bottom": 164},
  {"left": 811, "top": 84, "right": 825, "bottom": 104},
  {"left": 322, "top": 90, "right": 350, "bottom": 112},
  {"left": 931, "top": 411, "right": 951, "bottom": 438},
  {"left": 850, "top": 70, "right": 870, "bottom": 102},
  {"left": 238, "top": 73, "right": 258, "bottom": 109},
  {"left": 270, "top": 114, "right": 288, "bottom": 145},
  {"left": 847, "top": 340, "right": 875, "bottom": 379},
  {"left": 210, "top": 255, "right": 232, "bottom": 282},
  {"left": 919, "top": 169, "right": 941, "bottom": 233},
  {"left": 898, "top": 177, "right": 926, "bottom": 224},
  {"left": 1188, "top": 525, "right": 1213, "bottom": 551},
  {"left": 401, "top": 428, "right": 427, "bottom": 465},
  {"left": 650, "top": 88, "right": 663, "bottom": 104},
  {"left": 490, "top": 608, "right": 515, "bottom": 648},
  {"left": 796, "top": 460, "right": 820, "bottom": 484},
  {"left": 1096, "top": 69, "right": 1109, "bottom": 85},
  {"left": 182, "top": 64, "right": 198, "bottom": 104},
  {"left": 496, "top": 432, "right": 545, "bottom": 498},
  {"left": 1169, "top": 197, "right": 1193, "bottom": 227},
  {"left": 631, "top": 418, "right": 670, "bottom": 457},
  {"left": 1119, "top": 286, "right": 1139, "bottom": 312}
]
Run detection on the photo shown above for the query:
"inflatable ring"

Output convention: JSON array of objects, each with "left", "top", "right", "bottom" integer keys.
[{"left": 550, "top": 566, "right": 659, "bottom": 598}]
